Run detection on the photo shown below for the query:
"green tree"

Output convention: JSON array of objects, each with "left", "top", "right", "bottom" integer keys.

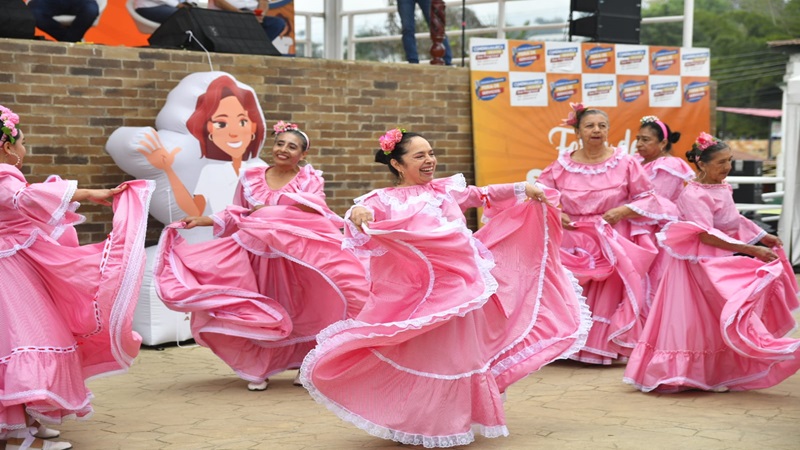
[{"left": 641, "top": 0, "right": 797, "bottom": 138}]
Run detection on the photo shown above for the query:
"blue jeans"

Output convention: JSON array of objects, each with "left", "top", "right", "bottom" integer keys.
[
  {"left": 28, "top": 0, "right": 99, "bottom": 42},
  {"left": 397, "top": 0, "right": 452, "bottom": 65},
  {"left": 260, "top": 15, "right": 286, "bottom": 41},
  {"left": 135, "top": 5, "right": 179, "bottom": 24},
  {"left": 239, "top": 9, "right": 286, "bottom": 41}
]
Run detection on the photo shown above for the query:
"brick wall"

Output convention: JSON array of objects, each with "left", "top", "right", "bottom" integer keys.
[{"left": 1, "top": 39, "right": 475, "bottom": 245}]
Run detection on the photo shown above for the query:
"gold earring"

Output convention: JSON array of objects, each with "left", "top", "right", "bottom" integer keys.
[{"left": 14, "top": 153, "right": 21, "bottom": 167}]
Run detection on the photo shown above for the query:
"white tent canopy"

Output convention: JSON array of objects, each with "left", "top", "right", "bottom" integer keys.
[{"left": 777, "top": 43, "right": 800, "bottom": 267}]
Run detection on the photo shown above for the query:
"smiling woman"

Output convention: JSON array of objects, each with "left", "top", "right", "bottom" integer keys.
[
  {"left": 301, "top": 128, "right": 590, "bottom": 447},
  {"left": 154, "top": 121, "right": 368, "bottom": 392}
]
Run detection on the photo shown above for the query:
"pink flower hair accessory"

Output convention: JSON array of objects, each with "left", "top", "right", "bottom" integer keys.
[
  {"left": 693, "top": 132, "right": 718, "bottom": 152},
  {"left": 561, "top": 102, "right": 586, "bottom": 127},
  {"left": 692, "top": 131, "right": 720, "bottom": 161},
  {"left": 0, "top": 105, "right": 20, "bottom": 145},
  {"left": 273, "top": 120, "right": 299, "bottom": 134},
  {"left": 640, "top": 115, "right": 668, "bottom": 140},
  {"left": 379, "top": 127, "right": 406, "bottom": 155}
]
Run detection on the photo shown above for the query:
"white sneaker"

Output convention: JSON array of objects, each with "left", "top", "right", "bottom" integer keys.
[
  {"left": 33, "top": 425, "right": 60, "bottom": 439},
  {"left": 247, "top": 380, "right": 268, "bottom": 391}
]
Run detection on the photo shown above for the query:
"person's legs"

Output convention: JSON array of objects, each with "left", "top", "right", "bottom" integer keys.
[
  {"left": 417, "top": 0, "right": 453, "bottom": 65},
  {"left": 396, "top": 0, "right": 419, "bottom": 63},
  {"left": 28, "top": 0, "right": 69, "bottom": 41},
  {"left": 135, "top": 5, "right": 179, "bottom": 24},
  {"left": 260, "top": 15, "right": 287, "bottom": 41},
  {"left": 63, "top": 0, "right": 99, "bottom": 42}
]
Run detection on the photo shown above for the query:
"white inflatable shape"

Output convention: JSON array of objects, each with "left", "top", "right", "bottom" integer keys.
[{"left": 106, "top": 72, "right": 270, "bottom": 345}]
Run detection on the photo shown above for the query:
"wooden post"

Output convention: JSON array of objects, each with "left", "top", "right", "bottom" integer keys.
[{"left": 430, "top": 0, "right": 446, "bottom": 65}]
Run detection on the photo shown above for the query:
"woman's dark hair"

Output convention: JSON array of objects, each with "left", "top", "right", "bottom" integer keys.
[
  {"left": 374, "top": 131, "right": 425, "bottom": 178},
  {"left": 685, "top": 139, "right": 729, "bottom": 169},
  {"left": 640, "top": 121, "right": 681, "bottom": 152}
]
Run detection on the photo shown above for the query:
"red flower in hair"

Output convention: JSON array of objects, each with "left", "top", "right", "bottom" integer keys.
[
  {"left": 379, "top": 128, "right": 405, "bottom": 155},
  {"left": 561, "top": 102, "right": 586, "bottom": 127}
]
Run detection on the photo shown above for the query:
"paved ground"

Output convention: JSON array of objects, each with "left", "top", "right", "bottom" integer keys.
[{"left": 52, "top": 311, "right": 800, "bottom": 450}]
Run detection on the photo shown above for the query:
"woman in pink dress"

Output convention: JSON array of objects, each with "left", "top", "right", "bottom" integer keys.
[
  {"left": 537, "top": 104, "right": 670, "bottom": 365},
  {"left": 635, "top": 115, "right": 694, "bottom": 202},
  {"left": 300, "top": 128, "right": 590, "bottom": 447},
  {"left": 0, "top": 106, "right": 153, "bottom": 450},
  {"left": 155, "top": 121, "right": 366, "bottom": 391},
  {"left": 624, "top": 133, "right": 800, "bottom": 393},
  {"left": 634, "top": 115, "right": 695, "bottom": 315}
]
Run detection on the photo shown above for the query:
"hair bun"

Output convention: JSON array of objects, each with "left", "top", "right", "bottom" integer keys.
[
  {"left": 374, "top": 149, "right": 391, "bottom": 165},
  {"left": 669, "top": 131, "right": 681, "bottom": 144}
]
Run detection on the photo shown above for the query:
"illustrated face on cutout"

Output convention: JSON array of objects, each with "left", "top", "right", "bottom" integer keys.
[{"left": 206, "top": 96, "right": 257, "bottom": 161}]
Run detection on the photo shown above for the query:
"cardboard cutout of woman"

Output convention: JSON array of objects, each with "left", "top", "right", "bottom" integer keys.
[{"left": 106, "top": 72, "right": 268, "bottom": 237}]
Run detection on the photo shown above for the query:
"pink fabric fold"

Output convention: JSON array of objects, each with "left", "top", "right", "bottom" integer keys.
[
  {"left": 1, "top": 167, "right": 152, "bottom": 432},
  {"left": 155, "top": 165, "right": 366, "bottom": 382},
  {"left": 624, "top": 181, "right": 800, "bottom": 393},
  {"left": 301, "top": 175, "right": 589, "bottom": 447},
  {"left": 538, "top": 148, "right": 664, "bottom": 364}
]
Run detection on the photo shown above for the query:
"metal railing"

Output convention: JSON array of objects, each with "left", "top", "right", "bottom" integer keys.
[
  {"left": 727, "top": 176, "right": 784, "bottom": 221},
  {"left": 295, "top": 0, "right": 688, "bottom": 61}
]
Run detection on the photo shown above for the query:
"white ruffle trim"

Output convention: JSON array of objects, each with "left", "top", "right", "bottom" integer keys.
[
  {"left": 648, "top": 160, "right": 695, "bottom": 181},
  {"left": 295, "top": 371, "right": 510, "bottom": 449},
  {"left": 623, "top": 358, "right": 791, "bottom": 393},
  {"left": 626, "top": 202, "right": 678, "bottom": 223},
  {"left": 0, "top": 229, "right": 40, "bottom": 259},
  {"left": 48, "top": 179, "right": 78, "bottom": 227},
  {"left": 211, "top": 214, "right": 226, "bottom": 238},
  {"left": 108, "top": 181, "right": 154, "bottom": 369},
  {"left": 558, "top": 147, "right": 625, "bottom": 175},
  {"left": 655, "top": 221, "right": 744, "bottom": 262}
]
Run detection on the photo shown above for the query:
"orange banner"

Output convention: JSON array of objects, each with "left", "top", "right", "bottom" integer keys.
[{"left": 469, "top": 38, "right": 711, "bottom": 186}]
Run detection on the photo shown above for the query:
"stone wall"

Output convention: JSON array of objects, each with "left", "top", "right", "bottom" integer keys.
[{"left": 1, "top": 38, "right": 474, "bottom": 244}]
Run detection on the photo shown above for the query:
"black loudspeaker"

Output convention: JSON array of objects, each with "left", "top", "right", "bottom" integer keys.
[
  {"left": 148, "top": 7, "right": 281, "bottom": 56},
  {"left": 569, "top": 0, "right": 642, "bottom": 44},
  {"left": 0, "top": 0, "right": 36, "bottom": 39},
  {"left": 571, "top": 0, "right": 641, "bottom": 16},
  {"left": 729, "top": 160, "right": 763, "bottom": 204}
]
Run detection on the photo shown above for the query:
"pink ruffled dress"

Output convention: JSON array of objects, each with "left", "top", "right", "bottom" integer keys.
[
  {"left": 635, "top": 155, "right": 695, "bottom": 315},
  {"left": 300, "top": 175, "right": 590, "bottom": 447},
  {"left": 0, "top": 165, "right": 152, "bottom": 433},
  {"left": 155, "top": 165, "right": 366, "bottom": 383},
  {"left": 538, "top": 147, "right": 671, "bottom": 364},
  {"left": 623, "top": 181, "right": 800, "bottom": 392}
]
